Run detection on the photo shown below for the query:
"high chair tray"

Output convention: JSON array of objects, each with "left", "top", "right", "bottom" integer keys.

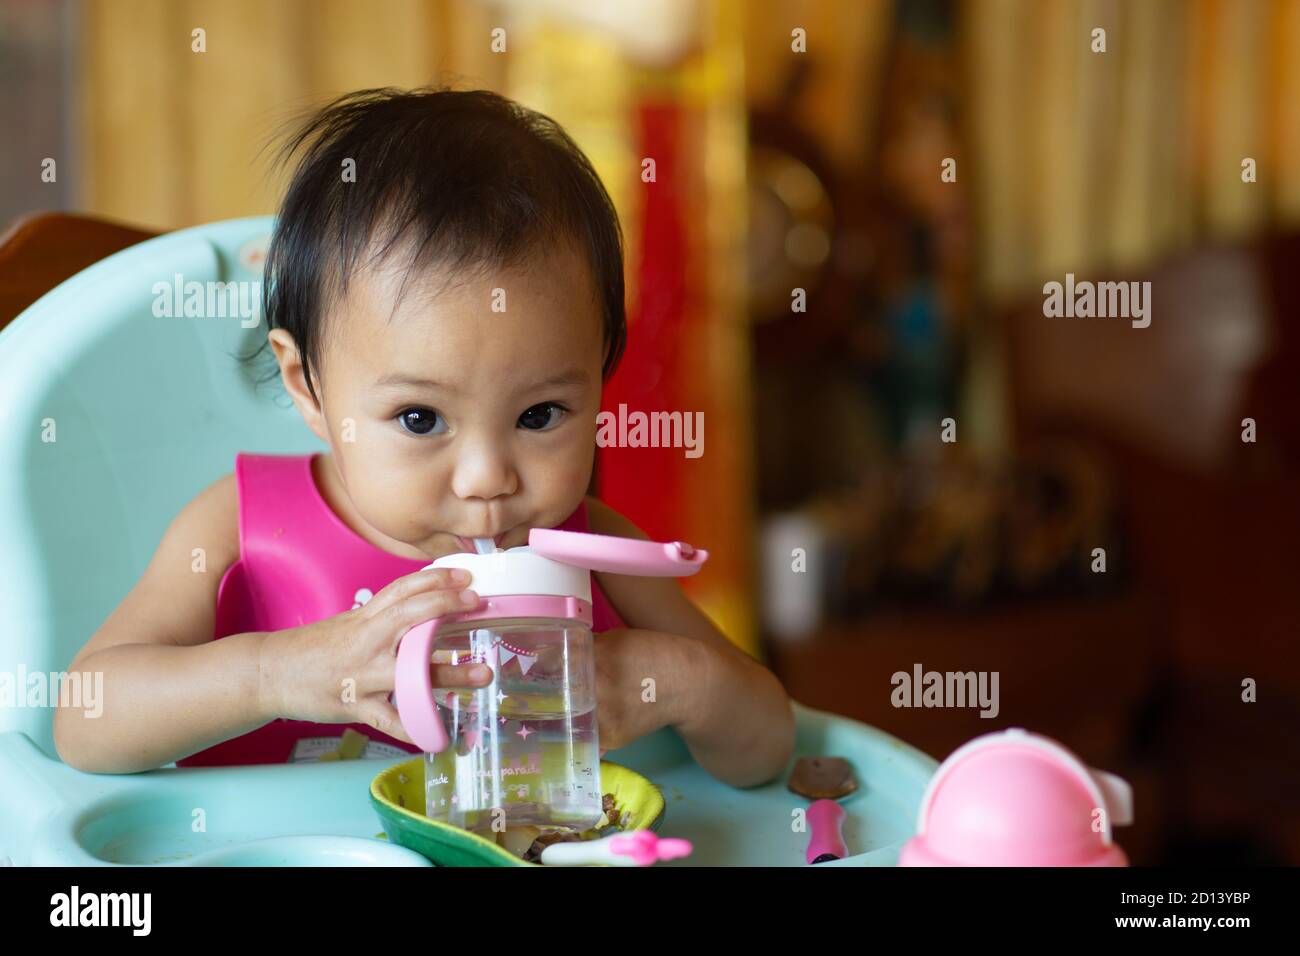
[{"left": 0, "top": 702, "right": 937, "bottom": 867}]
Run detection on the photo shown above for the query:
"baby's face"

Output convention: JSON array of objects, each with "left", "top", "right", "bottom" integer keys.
[{"left": 276, "top": 243, "right": 605, "bottom": 560}]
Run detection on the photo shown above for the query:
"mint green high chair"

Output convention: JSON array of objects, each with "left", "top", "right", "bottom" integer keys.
[{"left": 0, "top": 216, "right": 937, "bottom": 866}]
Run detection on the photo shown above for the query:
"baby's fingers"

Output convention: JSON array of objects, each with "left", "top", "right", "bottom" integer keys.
[
  {"left": 356, "top": 653, "right": 491, "bottom": 699},
  {"left": 431, "top": 662, "right": 494, "bottom": 689},
  {"left": 357, "top": 695, "right": 412, "bottom": 743},
  {"left": 380, "top": 588, "right": 482, "bottom": 651},
  {"left": 365, "top": 566, "right": 471, "bottom": 617}
]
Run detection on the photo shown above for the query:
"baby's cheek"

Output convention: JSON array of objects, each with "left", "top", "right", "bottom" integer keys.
[{"left": 358, "top": 494, "right": 425, "bottom": 543}]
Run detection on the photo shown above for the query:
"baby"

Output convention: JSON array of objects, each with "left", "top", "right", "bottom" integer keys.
[{"left": 54, "top": 87, "right": 794, "bottom": 786}]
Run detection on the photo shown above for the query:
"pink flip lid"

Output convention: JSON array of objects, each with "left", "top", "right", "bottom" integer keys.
[{"left": 527, "top": 527, "right": 708, "bottom": 576}]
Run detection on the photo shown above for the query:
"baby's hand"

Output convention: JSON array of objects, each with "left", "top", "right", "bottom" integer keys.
[{"left": 259, "top": 567, "right": 491, "bottom": 740}]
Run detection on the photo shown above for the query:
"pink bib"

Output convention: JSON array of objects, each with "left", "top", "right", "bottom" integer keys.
[{"left": 177, "top": 452, "right": 625, "bottom": 766}]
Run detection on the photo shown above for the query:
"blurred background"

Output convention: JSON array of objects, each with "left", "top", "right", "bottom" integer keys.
[{"left": 2, "top": 0, "right": 1298, "bottom": 863}]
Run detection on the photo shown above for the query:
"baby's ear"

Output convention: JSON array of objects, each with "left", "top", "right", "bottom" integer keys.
[{"left": 267, "top": 329, "right": 327, "bottom": 434}]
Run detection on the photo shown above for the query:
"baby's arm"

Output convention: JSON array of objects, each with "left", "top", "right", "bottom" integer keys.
[
  {"left": 585, "top": 497, "right": 795, "bottom": 787},
  {"left": 53, "top": 473, "right": 274, "bottom": 773},
  {"left": 56, "top": 473, "right": 488, "bottom": 774}
]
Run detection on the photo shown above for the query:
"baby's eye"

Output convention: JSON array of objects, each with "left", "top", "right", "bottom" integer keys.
[
  {"left": 518, "top": 402, "right": 567, "bottom": 431},
  {"left": 396, "top": 407, "right": 448, "bottom": 436}
]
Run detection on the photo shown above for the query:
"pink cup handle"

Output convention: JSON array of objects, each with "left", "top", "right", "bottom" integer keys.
[
  {"left": 394, "top": 616, "right": 456, "bottom": 753},
  {"left": 806, "top": 799, "right": 848, "bottom": 864}
]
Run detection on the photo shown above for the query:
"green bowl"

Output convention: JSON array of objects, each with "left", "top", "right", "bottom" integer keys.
[{"left": 370, "top": 758, "right": 666, "bottom": 867}]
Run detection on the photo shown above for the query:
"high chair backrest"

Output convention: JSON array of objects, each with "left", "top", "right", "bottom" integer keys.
[{"left": 0, "top": 216, "right": 323, "bottom": 758}]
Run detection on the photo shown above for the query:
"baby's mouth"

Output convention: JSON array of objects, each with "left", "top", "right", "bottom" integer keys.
[{"left": 455, "top": 533, "right": 507, "bottom": 553}]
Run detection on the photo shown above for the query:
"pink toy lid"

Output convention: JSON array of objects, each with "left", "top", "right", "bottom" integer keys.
[
  {"left": 900, "top": 728, "right": 1133, "bottom": 867},
  {"left": 528, "top": 527, "right": 708, "bottom": 577}
]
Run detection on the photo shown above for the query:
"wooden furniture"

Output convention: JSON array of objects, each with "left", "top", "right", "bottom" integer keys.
[{"left": 0, "top": 212, "right": 158, "bottom": 331}]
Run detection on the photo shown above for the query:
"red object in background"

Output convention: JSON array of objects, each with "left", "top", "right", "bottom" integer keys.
[{"left": 598, "top": 101, "right": 688, "bottom": 541}]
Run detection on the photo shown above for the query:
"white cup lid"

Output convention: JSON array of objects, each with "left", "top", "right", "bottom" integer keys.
[{"left": 426, "top": 547, "right": 592, "bottom": 601}]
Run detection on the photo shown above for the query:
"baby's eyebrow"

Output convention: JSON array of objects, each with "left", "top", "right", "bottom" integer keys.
[
  {"left": 374, "top": 373, "right": 448, "bottom": 390},
  {"left": 373, "top": 369, "right": 590, "bottom": 392},
  {"left": 524, "top": 369, "right": 590, "bottom": 391}
]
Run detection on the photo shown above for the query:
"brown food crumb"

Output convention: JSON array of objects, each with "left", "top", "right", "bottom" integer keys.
[
  {"left": 516, "top": 797, "right": 625, "bottom": 863},
  {"left": 602, "top": 792, "right": 625, "bottom": 826},
  {"left": 787, "top": 756, "right": 858, "bottom": 800}
]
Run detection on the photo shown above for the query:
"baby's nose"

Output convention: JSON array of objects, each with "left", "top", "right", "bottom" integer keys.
[{"left": 450, "top": 451, "right": 517, "bottom": 501}]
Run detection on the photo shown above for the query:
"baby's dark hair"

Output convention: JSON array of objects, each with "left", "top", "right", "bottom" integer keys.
[{"left": 245, "top": 86, "right": 627, "bottom": 403}]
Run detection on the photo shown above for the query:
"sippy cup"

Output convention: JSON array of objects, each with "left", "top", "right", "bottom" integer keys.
[{"left": 394, "top": 527, "right": 708, "bottom": 834}]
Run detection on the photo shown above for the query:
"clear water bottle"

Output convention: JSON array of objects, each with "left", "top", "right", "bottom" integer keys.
[
  {"left": 425, "top": 617, "right": 599, "bottom": 832},
  {"left": 395, "top": 528, "right": 708, "bottom": 833}
]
